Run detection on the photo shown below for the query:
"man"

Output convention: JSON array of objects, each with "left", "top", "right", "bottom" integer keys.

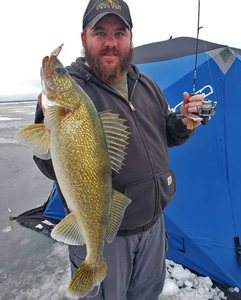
[{"left": 34, "top": 0, "right": 203, "bottom": 299}]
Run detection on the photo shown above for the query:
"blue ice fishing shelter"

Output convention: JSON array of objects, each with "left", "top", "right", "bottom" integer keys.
[
  {"left": 133, "top": 37, "right": 241, "bottom": 289},
  {"left": 43, "top": 182, "right": 65, "bottom": 221}
]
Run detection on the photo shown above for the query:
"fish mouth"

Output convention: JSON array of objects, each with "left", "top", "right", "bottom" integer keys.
[
  {"left": 42, "top": 55, "right": 50, "bottom": 66},
  {"left": 40, "top": 55, "right": 66, "bottom": 92},
  {"left": 41, "top": 56, "right": 52, "bottom": 81},
  {"left": 41, "top": 55, "right": 63, "bottom": 79},
  {"left": 40, "top": 55, "right": 63, "bottom": 109}
]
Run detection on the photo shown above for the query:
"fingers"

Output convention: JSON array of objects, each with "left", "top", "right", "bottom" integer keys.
[
  {"left": 38, "top": 92, "right": 45, "bottom": 113},
  {"left": 181, "top": 92, "right": 203, "bottom": 128},
  {"left": 183, "top": 91, "right": 190, "bottom": 105},
  {"left": 184, "top": 93, "right": 204, "bottom": 115},
  {"left": 193, "top": 120, "right": 201, "bottom": 128},
  {"left": 38, "top": 92, "right": 42, "bottom": 109}
]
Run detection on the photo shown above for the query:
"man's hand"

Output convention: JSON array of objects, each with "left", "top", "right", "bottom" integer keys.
[
  {"left": 38, "top": 92, "right": 45, "bottom": 113},
  {"left": 180, "top": 92, "right": 203, "bottom": 128}
]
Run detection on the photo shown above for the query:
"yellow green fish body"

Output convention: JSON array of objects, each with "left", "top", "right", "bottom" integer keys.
[{"left": 15, "top": 46, "right": 131, "bottom": 298}]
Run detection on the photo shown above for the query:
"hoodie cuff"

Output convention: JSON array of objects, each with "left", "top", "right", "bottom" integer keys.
[{"left": 172, "top": 112, "right": 195, "bottom": 136}]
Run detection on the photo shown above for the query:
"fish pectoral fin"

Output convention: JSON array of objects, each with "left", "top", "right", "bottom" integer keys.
[
  {"left": 98, "top": 111, "right": 131, "bottom": 174},
  {"left": 15, "top": 124, "right": 51, "bottom": 160},
  {"left": 105, "top": 190, "right": 131, "bottom": 243},
  {"left": 44, "top": 105, "right": 65, "bottom": 129},
  {"left": 51, "top": 212, "right": 85, "bottom": 245}
]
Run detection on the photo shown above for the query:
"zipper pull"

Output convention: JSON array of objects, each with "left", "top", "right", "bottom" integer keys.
[
  {"left": 128, "top": 79, "right": 138, "bottom": 112},
  {"left": 128, "top": 101, "right": 135, "bottom": 111}
]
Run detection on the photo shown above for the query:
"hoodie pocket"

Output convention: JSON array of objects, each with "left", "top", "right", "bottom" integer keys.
[
  {"left": 121, "top": 175, "right": 157, "bottom": 230},
  {"left": 157, "top": 169, "right": 176, "bottom": 211}
]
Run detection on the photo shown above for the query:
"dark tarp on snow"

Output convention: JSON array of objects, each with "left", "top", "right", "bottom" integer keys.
[
  {"left": 13, "top": 182, "right": 65, "bottom": 237},
  {"left": 14, "top": 37, "right": 241, "bottom": 299}
]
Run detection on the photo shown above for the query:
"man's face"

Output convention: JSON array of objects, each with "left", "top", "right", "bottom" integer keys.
[{"left": 81, "top": 14, "right": 133, "bottom": 84}]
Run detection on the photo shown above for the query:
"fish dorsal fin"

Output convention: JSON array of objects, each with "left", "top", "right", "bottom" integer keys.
[
  {"left": 99, "top": 111, "right": 131, "bottom": 174},
  {"left": 15, "top": 124, "right": 51, "bottom": 160},
  {"left": 51, "top": 212, "right": 85, "bottom": 246},
  {"left": 105, "top": 190, "right": 131, "bottom": 243}
]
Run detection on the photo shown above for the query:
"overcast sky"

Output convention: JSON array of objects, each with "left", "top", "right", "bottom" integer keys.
[{"left": 1, "top": 0, "right": 240, "bottom": 100}]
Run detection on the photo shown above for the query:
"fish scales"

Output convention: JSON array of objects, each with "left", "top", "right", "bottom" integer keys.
[{"left": 52, "top": 101, "right": 112, "bottom": 250}]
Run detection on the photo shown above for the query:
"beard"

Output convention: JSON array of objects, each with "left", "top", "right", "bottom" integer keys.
[{"left": 84, "top": 43, "right": 134, "bottom": 85}]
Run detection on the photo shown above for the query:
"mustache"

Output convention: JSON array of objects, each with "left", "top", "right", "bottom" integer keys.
[{"left": 100, "top": 49, "right": 122, "bottom": 56}]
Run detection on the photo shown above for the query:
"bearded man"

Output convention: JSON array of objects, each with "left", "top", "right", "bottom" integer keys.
[{"left": 34, "top": 0, "right": 203, "bottom": 299}]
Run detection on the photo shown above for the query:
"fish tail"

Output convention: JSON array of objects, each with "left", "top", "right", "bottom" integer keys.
[{"left": 67, "top": 258, "right": 107, "bottom": 298}]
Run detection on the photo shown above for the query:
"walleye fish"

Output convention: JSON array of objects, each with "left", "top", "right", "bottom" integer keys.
[{"left": 15, "top": 45, "right": 131, "bottom": 298}]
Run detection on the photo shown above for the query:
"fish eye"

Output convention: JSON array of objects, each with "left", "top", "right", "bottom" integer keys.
[{"left": 55, "top": 67, "right": 66, "bottom": 75}]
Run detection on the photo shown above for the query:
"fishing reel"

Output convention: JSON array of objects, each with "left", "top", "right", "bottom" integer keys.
[{"left": 176, "top": 98, "right": 217, "bottom": 126}]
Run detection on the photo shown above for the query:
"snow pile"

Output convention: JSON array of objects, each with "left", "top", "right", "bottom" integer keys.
[
  {"left": 228, "top": 287, "right": 240, "bottom": 293},
  {"left": 159, "top": 260, "right": 227, "bottom": 300}
]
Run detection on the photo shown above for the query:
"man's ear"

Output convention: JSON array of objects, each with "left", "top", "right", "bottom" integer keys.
[{"left": 81, "top": 32, "right": 85, "bottom": 48}]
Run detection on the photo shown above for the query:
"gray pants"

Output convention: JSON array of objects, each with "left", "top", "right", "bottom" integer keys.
[{"left": 69, "top": 215, "right": 167, "bottom": 300}]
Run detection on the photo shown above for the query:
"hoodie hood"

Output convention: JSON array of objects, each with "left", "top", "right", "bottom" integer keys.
[{"left": 66, "top": 57, "right": 141, "bottom": 86}]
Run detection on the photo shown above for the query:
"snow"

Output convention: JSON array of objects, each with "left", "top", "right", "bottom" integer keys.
[
  {"left": 159, "top": 260, "right": 228, "bottom": 300},
  {"left": 35, "top": 224, "right": 44, "bottom": 230},
  {"left": 228, "top": 287, "right": 240, "bottom": 293},
  {"left": 0, "top": 117, "right": 22, "bottom": 121},
  {"left": 2, "top": 226, "right": 13, "bottom": 233},
  {"left": 0, "top": 137, "right": 18, "bottom": 144},
  {"left": 42, "top": 220, "right": 55, "bottom": 226}
]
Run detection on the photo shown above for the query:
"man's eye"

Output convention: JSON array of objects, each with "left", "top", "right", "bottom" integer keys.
[
  {"left": 116, "top": 32, "right": 124, "bottom": 36},
  {"left": 96, "top": 32, "right": 105, "bottom": 36}
]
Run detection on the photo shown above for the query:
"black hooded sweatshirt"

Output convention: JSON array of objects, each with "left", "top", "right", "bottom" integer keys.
[{"left": 34, "top": 57, "right": 194, "bottom": 236}]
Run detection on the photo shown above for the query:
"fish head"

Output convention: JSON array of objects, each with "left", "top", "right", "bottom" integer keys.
[{"left": 40, "top": 47, "right": 80, "bottom": 111}]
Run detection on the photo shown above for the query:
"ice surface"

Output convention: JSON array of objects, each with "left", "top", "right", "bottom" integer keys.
[{"left": 13, "top": 243, "right": 71, "bottom": 300}]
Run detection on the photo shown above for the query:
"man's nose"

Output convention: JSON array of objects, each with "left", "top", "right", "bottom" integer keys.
[{"left": 104, "top": 35, "right": 117, "bottom": 48}]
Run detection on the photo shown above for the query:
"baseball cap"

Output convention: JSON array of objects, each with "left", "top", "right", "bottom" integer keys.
[{"left": 83, "top": 0, "right": 133, "bottom": 30}]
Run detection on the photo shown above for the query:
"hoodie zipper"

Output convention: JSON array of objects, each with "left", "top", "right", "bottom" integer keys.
[
  {"left": 103, "top": 79, "right": 154, "bottom": 172},
  {"left": 126, "top": 79, "right": 159, "bottom": 216},
  {"left": 128, "top": 79, "right": 138, "bottom": 111},
  {"left": 103, "top": 77, "right": 159, "bottom": 217}
]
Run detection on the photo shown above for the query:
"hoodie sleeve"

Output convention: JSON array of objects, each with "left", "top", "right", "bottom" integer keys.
[
  {"left": 166, "top": 111, "right": 195, "bottom": 147},
  {"left": 33, "top": 104, "right": 56, "bottom": 181}
]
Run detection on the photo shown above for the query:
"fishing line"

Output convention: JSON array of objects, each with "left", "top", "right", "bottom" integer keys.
[
  {"left": 193, "top": 0, "right": 217, "bottom": 103},
  {"left": 193, "top": 0, "right": 202, "bottom": 94},
  {"left": 86, "top": 284, "right": 101, "bottom": 298},
  {"left": 203, "top": 41, "right": 218, "bottom": 103}
]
